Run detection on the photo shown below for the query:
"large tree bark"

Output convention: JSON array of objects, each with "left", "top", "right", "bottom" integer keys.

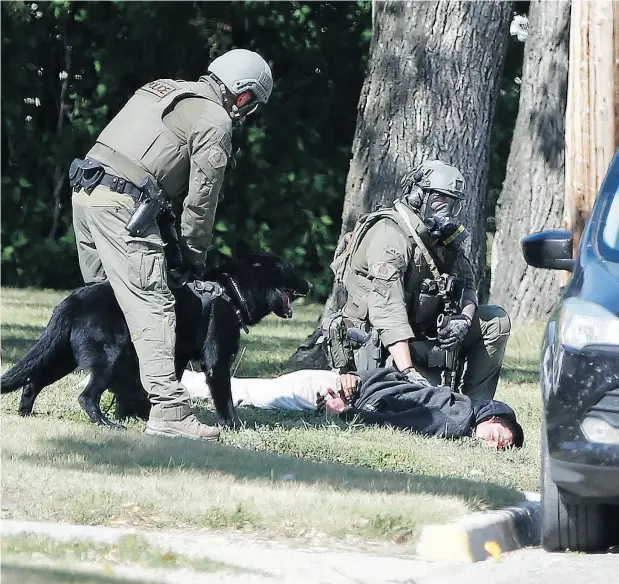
[
  {"left": 489, "top": 0, "right": 571, "bottom": 321},
  {"left": 563, "top": 0, "right": 618, "bottom": 249},
  {"left": 290, "top": 0, "right": 513, "bottom": 369}
]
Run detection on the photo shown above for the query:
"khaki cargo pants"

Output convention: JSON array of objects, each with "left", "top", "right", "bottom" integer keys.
[
  {"left": 379, "top": 305, "right": 512, "bottom": 402},
  {"left": 72, "top": 185, "right": 191, "bottom": 421}
]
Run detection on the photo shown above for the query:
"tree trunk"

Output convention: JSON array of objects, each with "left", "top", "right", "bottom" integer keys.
[
  {"left": 49, "top": 13, "right": 73, "bottom": 239},
  {"left": 289, "top": 0, "right": 513, "bottom": 369},
  {"left": 563, "top": 0, "right": 618, "bottom": 250},
  {"left": 490, "top": 0, "right": 571, "bottom": 321}
]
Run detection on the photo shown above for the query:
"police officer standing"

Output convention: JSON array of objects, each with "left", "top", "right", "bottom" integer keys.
[
  {"left": 71, "top": 49, "right": 273, "bottom": 440},
  {"left": 326, "top": 160, "right": 511, "bottom": 403}
]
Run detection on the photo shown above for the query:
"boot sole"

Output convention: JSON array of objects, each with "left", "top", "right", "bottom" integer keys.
[{"left": 145, "top": 428, "right": 220, "bottom": 441}]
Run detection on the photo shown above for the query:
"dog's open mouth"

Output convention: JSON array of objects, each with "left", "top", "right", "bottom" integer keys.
[
  {"left": 281, "top": 290, "right": 293, "bottom": 318},
  {"left": 278, "top": 289, "right": 307, "bottom": 319}
]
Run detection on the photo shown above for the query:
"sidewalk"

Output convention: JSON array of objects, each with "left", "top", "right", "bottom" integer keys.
[{"left": 1, "top": 519, "right": 445, "bottom": 584}]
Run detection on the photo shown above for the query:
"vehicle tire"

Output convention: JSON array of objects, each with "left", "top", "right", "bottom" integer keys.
[
  {"left": 605, "top": 504, "right": 619, "bottom": 546},
  {"left": 541, "top": 430, "right": 605, "bottom": 552}
]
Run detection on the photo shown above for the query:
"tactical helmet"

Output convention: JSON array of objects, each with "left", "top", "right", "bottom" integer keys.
[
  {"left": 207, "top": 49, "right": 273, "bottom": 120},
  {"left": 400, "top": 160, "right": 466, "bottom": 219}
]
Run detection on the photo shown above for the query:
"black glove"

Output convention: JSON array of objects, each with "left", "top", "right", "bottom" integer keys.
[
  {"left": 398, "top": 367, "right": 432, "bottom": 387},
  {"left": 438, "top": 315, "right": 471, "bottom": 348}
]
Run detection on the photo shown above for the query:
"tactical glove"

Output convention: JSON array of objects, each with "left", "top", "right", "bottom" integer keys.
[
  {"left": 399, "top": 367, "right": 432, "bottom": 387},
  {"left": 438, "top": 315, "right": 471, "bottom": 348}
]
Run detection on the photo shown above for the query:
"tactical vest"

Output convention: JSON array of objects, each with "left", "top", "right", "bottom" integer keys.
[
  {"left": 330, "top": 202, "right": 443, "bottom": 287},
  {"left": 91, "top": 78, "right": 226, "bottom": 198}
]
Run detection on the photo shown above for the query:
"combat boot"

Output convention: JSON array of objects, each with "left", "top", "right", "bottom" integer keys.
[{"left": 145, "top": 413, "right": 220, "bottom": 441}]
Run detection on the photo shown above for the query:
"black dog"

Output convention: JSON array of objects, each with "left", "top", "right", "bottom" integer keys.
[{"left": 0, "top": 242, "right": 311, "bottom": 428}]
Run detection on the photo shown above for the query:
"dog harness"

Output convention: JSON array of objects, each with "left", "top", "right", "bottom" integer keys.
[{"left": 190, "top": 280, "right": 249, "bottom": 334}]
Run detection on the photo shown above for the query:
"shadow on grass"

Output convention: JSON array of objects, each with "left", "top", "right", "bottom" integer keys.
[
  {"left": 197, "top": 403, "right": 342, "bottom": 431},
  {"left": 11, "top": 430, "right": 524, "bottom": 508},
  {"left": 1, "top": 563, "right": 141, "bottom": 584},
  {"left": 501, "top": 366, "right": 540, "bottom": 384}
]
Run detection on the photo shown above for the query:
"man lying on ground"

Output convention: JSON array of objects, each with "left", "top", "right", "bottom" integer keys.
[{"left": 181, "top": 367, "right": 524, "bottom": 449}]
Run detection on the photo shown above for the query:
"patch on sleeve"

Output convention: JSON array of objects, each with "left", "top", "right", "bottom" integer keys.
[
  {"left": 370, "top": 262, "right": 398, "bottom": 281},
  {"left": 207, "top": 146, "right": 228, "bottom": 169},
  {"left": 370, "top": 260, "right": 401, "bottom": 298},
  {"left": 140, "top": 80, "right": 176, "bottom": 99}
]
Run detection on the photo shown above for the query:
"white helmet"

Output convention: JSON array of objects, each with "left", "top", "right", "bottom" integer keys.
[{"left": 207, "top": 49, "right": 273, "bottom": 120}]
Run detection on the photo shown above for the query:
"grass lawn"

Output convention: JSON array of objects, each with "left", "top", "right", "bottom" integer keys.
[
  {"left": 1, "top": 287, "right": 544, "bottom": 546},
  {"left": 1, "top": 533, "right": 240, "bottom": 583}
]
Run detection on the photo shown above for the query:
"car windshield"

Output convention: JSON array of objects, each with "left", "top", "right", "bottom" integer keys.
[{"left": 599, "top": 184, "right": 619, "bottom": 262}]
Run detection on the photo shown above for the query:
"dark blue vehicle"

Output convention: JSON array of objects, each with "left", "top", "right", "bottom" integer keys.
[{"left": 522, "top": 150, "right": 619, "bottom": 552}]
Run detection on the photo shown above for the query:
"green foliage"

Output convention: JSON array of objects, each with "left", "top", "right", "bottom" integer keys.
[
  {"left": 1, "top": 1, "right": 522, "bottom": 299},
  {"left": 1, "top": 1, "right": 371, "bottom": 296}
]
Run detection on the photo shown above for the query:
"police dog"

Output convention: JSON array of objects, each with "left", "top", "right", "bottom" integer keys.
[{"left": 0, "top": 241, "right": 311, "bottom": 429}]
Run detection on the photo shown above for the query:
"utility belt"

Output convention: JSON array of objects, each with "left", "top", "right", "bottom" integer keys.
[
  {"left": 69, "top": 158, "right": 169, "bottom": 237},
  {"left": 69, "top": 158, "right": 143, "bottom": 199}
]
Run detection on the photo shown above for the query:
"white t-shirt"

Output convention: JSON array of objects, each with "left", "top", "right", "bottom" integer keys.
[{"left": 181, "top": 369, "right": 339, "bottom": 411}]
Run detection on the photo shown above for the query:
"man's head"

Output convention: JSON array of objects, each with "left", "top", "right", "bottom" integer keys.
[
  {"left": 205, "top": 49, "right": 273, "bottom": 126},
  {"left": 400, "top": 160, "right": 469, "bottom": 248},
  {"left": 475, "top": 416, "right": 524, "bottom": 449}
]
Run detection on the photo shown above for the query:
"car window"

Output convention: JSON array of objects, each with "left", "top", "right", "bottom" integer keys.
[{"left": 599, "top": 185, "right": 619, "bottom": 262}]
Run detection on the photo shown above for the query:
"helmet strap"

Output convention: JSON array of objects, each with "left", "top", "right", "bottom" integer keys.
[
  {"left": 206, "top": 72, "right": 239, "bottom": 121},
  {"left": 419, "top": 190, "right": 432, "bottom": 218}
]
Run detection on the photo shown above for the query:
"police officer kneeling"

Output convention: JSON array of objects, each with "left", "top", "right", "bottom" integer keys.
[
  {"left": 71, "top": 49, "right": 273, "bottom": 441},
  {"left": 325, "top": 160, "right": 511, "bottom": 403}
]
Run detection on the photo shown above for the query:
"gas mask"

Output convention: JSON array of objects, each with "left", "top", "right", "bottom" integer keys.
[
  {"left": 421, "top": 191, "right": 469, "bottom": 249},
  {"left": 400, "top": 161, "right": 469, "bottom": 249},
  {"left": 424, "top": 214, "right": 470, "bottom": 249}
]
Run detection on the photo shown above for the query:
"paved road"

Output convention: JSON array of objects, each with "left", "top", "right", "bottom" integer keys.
[
  {"left": 416, "top": 547, "right": 619, "bottom": 584},
  {"left": 2, "top": 520, "right": 618, "bottom": 584}
]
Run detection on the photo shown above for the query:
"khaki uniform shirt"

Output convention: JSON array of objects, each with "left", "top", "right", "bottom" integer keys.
[
  {"left": 88, "top": 76, "right": 232, "bottom": 266},
  {"left": 342, "top": 205, "right": 478, "bottom": 347}
]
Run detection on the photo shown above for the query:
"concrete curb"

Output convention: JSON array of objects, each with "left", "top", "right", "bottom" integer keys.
[{"left": 416, "top": 497, "right": 541, "bottom": 563}]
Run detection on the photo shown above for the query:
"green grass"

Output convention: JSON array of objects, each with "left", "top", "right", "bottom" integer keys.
[
  {"left": 2, "top": 564, "right": 143, "bottom": 584},
  {"left": 1, "top": 287, "right": 544, "bottom": 546},
  {"left": 1, "top": 533, "right": 236, "bottom": 573}
]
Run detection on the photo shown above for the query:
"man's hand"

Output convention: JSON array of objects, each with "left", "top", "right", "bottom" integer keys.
[
  {"left": 316, "top": 373, "right": 360, "bottom": 415},
  {"left": 336, "top": 373, "right": 360, "bottom": 402},
  {"left": 438, "top": 314, "right": 471, "bottom": 348}
]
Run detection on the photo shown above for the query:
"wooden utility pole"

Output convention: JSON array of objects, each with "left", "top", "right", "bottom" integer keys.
[{"left": 564, "top": 0, "right": 619, "bottom": 249}]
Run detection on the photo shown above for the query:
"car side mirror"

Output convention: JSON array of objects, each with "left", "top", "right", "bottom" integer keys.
[{"left": 521, "top": 229, "right": 575, "bottom": 271}]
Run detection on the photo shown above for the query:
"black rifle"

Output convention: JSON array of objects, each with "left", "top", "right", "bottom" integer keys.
[
  {"left": 428, "top": 274, "right": 464, "bottom": 391},
  {"left": 125, "top": 177, "right": 169, "bottom": 237}
]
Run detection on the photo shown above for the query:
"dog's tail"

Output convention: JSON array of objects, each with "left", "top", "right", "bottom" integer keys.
[{"left": 0, "top": 300, "right": 72, "bottom": 393}]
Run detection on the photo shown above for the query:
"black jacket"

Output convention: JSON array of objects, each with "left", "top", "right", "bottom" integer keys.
[{"left": 341, "top": 367, "right": 519, "bottom": 439}]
